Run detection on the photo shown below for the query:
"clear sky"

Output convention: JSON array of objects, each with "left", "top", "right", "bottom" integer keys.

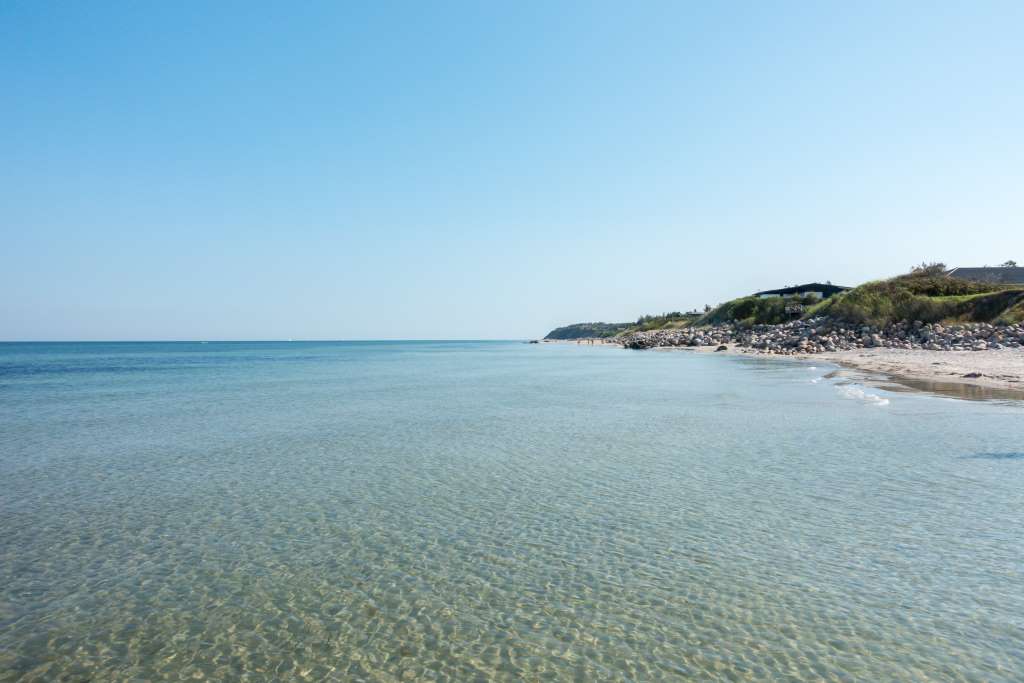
[{"left": 2, "top": 1, "right": 1022, "bottom": 340}]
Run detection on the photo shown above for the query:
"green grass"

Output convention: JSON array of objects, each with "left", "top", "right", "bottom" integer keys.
[
  {"left": 545, "top": 270, "right": 1024, "bottom": 339},
  {"left": 544, "top": 322, "right": 632, "bottom": 339},
  {"left": 622, "top": 312, "right": 701, "bottom": 333},
  {"left": 809, "top": 272, "right": 1023, "bottom": 326},
  {"left": 694, "top": 271, "right": 1024, "bottom": 329},
  {"left": 998, "top": 299, "right": 1024, "bottom": 325},
  {"left": 696, "top": 295, "right": 818, "bottom": 326}
]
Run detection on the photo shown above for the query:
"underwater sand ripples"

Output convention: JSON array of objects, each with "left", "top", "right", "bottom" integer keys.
[{"left": 2, "top": 341, "right": 1023, "bottom": 680}]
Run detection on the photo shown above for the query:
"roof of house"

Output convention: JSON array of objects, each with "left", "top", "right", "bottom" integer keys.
[
  {"left": 753, "top": 283, "right": 851, "bottom": 297},
  {"left": 947, "top": 267, "right": 1024, "bottom": 284}
]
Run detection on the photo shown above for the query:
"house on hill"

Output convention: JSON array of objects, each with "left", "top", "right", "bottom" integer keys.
[
  {"left": 946, "top": 266, "right": 1024, "bottom": 285},
  {"left": 754, "top": 283, "right": 850, "bottom": 300}
]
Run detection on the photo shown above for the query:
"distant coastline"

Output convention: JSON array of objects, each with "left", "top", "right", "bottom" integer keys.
[{"left": 542, "top": 265, "right": 1024, "bottom": 397}]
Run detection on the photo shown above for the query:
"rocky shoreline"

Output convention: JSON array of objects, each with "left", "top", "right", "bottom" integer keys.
[{"left": 619, "top": 318, "right": 1024, "bottom": 355}]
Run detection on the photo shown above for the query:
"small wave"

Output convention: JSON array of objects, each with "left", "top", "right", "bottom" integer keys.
[
  {"left": 959, "top": 452, "right": 1024, "bottom": 461},
  {"left": 810, "top": 377, "right": 822, "bottom": 384},
  {"left": 837, "top": 385, "right": 890, "bottom": 406},
  {"left": 808, "top": 366, "right": 818, "bottom": 370}
]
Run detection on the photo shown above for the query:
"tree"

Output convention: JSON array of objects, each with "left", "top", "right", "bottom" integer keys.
[{"left": 1001, "top": 260, "right": 1018, "bottom": 267}]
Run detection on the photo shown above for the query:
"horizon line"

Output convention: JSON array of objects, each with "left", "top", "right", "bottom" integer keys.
[{"left": 0, "top": 338, "right": 534, "bottom": 344}]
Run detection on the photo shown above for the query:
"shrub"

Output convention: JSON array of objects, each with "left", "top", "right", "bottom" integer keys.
[
  {"left": 698, "top": 295, "right": 816, "bottom": 326},
  {"left": 910, "top": 262, "right": 947, "bottom": 276},
  {"left": 816, "top": 282, "right": 1024, "bottom": 326}
]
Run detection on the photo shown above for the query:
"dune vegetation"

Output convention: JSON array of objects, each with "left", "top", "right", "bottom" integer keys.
[
  {"left": 686, "top": 264, "right": 1024, "bottom": 329},
  {"left": 809, "top": 268, "right": 1024, "bottom": 327},
  {"left": 544, "top": 264, "right": 1024, "bottom": 339},
  {"left": 543, "top": 322, "right": 633, "bottom": 339}
]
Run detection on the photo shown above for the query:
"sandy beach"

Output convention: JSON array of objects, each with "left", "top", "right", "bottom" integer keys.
[
  {"left": 818, "top": 348, "right": 1024, "bottom": 389},
  {"left": 710, "top": 345, "right": 1024, "bottom": 400},
  {"left": 817, "top": 348, "right": 1024, "bottom": 397},
  {"left": 693, "top": 344, "right": 1024, "bottom": 398},
  {"left": 544, "top": 338, "right": 1024, "bottom": 399}
]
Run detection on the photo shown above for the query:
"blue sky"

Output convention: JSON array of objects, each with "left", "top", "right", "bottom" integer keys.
[{"left": 2, "top": 1, "right": 1022, "bottom": 340}]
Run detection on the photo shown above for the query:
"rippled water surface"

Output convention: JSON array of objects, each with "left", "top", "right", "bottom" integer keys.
[{"left": 2, "top": 341, "right": 1023, "bottom": 681}]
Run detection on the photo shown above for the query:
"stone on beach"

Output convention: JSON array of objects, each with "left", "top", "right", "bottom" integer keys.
[{"left": 619, "top": 318, "right": 1024, "bottom": 356}]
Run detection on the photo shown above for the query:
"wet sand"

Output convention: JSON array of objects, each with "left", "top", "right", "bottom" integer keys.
[
  {"left": 550, "top": 339, "right": 1024, "bottom": 401},
  {"left": 818, "top": 348, "right": 1024, "bottom": 394},
  {"left": 693, "top": 345, "right": 1024, "bottom": 401}
]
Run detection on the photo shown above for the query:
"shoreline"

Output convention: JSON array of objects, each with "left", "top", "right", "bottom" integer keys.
[
  {"left": 815, "top": 348, "right": 1024, "bottom": 390},
  {"left": 541, "top": 338, "right": 1024, "bottom": 401},
  {"left": 814, "top": 348, "right": 1024, "bottom": 401},
  {"left": 540, "top": 338, "right": 621, "bottom": 346},
  {"left": 690, "top": 344, "right": 1024, "bottom": 401}
]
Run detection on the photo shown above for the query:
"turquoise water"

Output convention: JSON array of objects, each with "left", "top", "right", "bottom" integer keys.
[{"left": 1, "top": 341, "right": 1023, "bottom": 681}]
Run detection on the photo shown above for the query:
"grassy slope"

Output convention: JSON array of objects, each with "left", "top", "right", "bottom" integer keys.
[
  {"left": 617, "top": 313, "right": 701, "bottom": 335},
  {"left": 1001, "top": 299, "right": 1024, "bottom": 324},
  {"left": 695, "top": 295, "right": 818, "bottom": 327},
  {"left": 810, "top": 274, "right": 1024, "bottom": 326},
  {"left": 545, "top": 273, "right": 1024, "bottom": 338},
  {"left": 689, "top": 272, "right": 1024, "bottom": 329}
]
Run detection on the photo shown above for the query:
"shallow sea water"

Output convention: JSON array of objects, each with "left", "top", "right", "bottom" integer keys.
[{"left": 1, "top": 341, "right": 1023, "bottom": 681}]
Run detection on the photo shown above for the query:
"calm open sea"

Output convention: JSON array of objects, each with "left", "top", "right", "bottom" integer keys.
[{"left": 1, "top": 341, "right": 1023, "bottom": 681}]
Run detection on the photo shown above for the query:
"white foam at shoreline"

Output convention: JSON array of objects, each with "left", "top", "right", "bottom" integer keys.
[{"left": 837, "top": 384, "right": 890, "bottom": 406}]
